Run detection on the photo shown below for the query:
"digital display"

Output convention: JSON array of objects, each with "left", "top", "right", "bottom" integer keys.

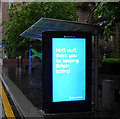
[{"left": 52, "top": 38, "right": 86, "bottom": 102}]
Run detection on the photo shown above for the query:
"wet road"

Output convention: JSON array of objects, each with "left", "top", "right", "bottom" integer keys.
[{"left": 2, "top": 64, "right": 43, "bottom": 110}]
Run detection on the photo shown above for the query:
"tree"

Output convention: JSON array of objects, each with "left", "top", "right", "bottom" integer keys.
[
  {"left": 94, "top": 2, "right": 120, "bottom": 40},
  {"left": 1, "top": 2, "right": 78, "bottom": 58}
]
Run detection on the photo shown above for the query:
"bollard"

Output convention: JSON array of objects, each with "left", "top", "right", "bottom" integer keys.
[{"left": 102, "top": 79, "right": 115, "bottom": 111}]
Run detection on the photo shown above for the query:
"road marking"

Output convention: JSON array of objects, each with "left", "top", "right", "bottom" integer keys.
[{"left": 0, "top": 82, "right": 16, "bottom": 118}]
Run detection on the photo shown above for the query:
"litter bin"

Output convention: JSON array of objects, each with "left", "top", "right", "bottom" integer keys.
[{"left": 102, "top": 79, "right": 115, "bottom": 111}]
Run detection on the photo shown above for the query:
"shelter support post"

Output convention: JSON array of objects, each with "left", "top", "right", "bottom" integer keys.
[
  {"left": 94, "top": 35, "right": 98, "bottom": 111},
  {"left": 29, "top": 49, "right": 31, "bottom": 74}
]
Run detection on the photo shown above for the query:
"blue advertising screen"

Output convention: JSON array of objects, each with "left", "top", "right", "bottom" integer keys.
[{"left": 52, "top": 38, "right": 86, "bottom": 102}]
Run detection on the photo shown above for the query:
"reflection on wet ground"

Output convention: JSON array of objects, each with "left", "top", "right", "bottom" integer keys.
[
  {"left": 2, "top": 63, "right": 120, "bottom": 118},
  {"left": 2, "top": 64, "right": 42, "bottom": 109}
]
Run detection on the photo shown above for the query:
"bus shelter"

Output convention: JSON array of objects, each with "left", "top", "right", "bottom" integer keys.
[{"left": 20, "top": 17, "right": 99, "bottom": 112}]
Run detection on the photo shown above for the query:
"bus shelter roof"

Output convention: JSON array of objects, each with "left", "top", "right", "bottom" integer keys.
[{"left": 20, "top": 17, "right": 98, "bottom": 40}]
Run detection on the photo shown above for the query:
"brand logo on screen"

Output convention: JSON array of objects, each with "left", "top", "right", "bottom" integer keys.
[{"left": 64, "top": 36, "right": 75, "bottom": 38}]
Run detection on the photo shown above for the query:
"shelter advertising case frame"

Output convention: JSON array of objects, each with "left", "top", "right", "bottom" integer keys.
[{"left": 42, "top": 31, "right": 92, "bottom": 113}]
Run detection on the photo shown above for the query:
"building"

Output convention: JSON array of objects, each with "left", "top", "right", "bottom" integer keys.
[
  {"left": 76, "top": 3, "right": 95, "bottom": 23},
  {"left": 1, "top": 2, "right": 9, "bottom": 61},
  {"left": 0, "top": 0, "right": 2, "bottom": 64},
  {"left": 0, "top": 1, "right": 23, "bottom": 62}
]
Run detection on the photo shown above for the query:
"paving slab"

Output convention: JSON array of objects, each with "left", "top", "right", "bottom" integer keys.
[{"left": 0, "top": 68, "right": 44, "bottom": 119}]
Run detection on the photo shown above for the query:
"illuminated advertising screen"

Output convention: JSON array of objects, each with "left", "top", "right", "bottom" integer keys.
[
  {"left": 42, "top": 31, "right": 92, "bottom": 113},
  {"left": 52, "top": 38, "right": 86, "bottom": 102}
]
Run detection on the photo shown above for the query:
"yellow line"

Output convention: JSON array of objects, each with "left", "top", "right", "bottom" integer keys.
[{"left": 0, "top": 82, "right": 16, "bottom": 118}]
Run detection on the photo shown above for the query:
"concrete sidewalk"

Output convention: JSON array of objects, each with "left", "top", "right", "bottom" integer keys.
[
  {"left": 0, "top": 65, "right": 44, "bottom": 119},
  {"left": 0, "top": 64, "right": 120, "bottom": 119},
  {"left": 0, "top": 92, "right": 2, "bottom": 119},
  {"left": 0, "top": 79, "right": 5, "bottom": 119}
]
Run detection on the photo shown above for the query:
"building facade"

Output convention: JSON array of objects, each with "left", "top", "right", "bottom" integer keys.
[
  {"left": 0, "top": 0, "right": 3, "bottom": 64},
  {"left": 1, "top": 1, "right": 23, "bottom": 61}
]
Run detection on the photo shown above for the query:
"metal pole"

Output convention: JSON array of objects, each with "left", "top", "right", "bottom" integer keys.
[
  {"left": 29, "top": 49, "right": 31, "bottom": 74},
  {"left": 94, "top": 35, "right": 98, "bottom": 111},
  {"left": 41, "top": 49, "right": 42, "bottom": 72}
]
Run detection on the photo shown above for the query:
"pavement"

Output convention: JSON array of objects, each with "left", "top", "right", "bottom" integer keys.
[
  {"left": 0, "top": 92, "right": 3, "bottom": 119},
  {"left": 0, "top": 67, "right": 5, "bottom": 119},
  {"left": 0, "top": 66, "right": 44, "bottom": 119},
  {"left": 0, "top": 64, "right": 120, "bottom": 119}
]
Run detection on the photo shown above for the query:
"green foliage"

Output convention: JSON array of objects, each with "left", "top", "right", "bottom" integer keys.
[
  {"left": 31, "top": 48, "right": 42, "bottom": 59},
  {"left": 1, "top": 2, "right": 78, "bottom": 58},
  {"left": 102, "top": 58, "right": 120, "bottom": 64},
  {"left": 94, "top": 2, "right": 120, "bottom": 40}
]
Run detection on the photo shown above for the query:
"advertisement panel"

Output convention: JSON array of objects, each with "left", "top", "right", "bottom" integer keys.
[{"left": 43, "top": 31, "right": 92, "bottom": 113}]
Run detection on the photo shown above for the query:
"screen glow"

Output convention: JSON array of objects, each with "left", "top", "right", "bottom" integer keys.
[{"left": 52, "top": 38, "right": 86, "bottom": 102}]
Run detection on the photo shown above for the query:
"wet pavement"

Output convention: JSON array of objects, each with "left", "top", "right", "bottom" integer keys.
[
  {"left": 0, "top": 93, "right": 3, "bottom": 118},
  {"left": 0, "top": 63, "right": 120, "bottom": 118},
  {"left": 2, "top": 64, "right": 43, "bottom": 110}
]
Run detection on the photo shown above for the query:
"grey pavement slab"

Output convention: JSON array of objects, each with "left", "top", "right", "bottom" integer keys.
[
  {"left": 0, "top": 92, "right": 2, "bottom": 119},
  {"left": 0, "top": 79, "right": 5, "bottom": 119},
  {"left": 0, "top": 67, "right": 44, "bottom": 119},
  {"left": 0, "top": 65, "right": 120, "bottom": 119}
]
